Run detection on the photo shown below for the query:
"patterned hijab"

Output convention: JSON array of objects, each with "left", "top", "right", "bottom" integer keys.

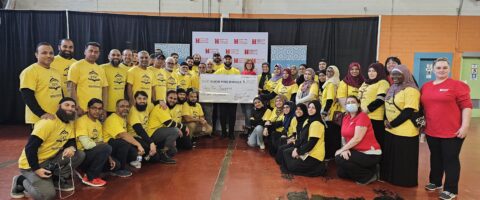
[
  {"left": 385, "top": 65, "right": 418, "bottom": 100},
  {"left": 301, "top": 68, "right": 315, "bottom": 93},
  {"left": 270, "top": 64, "right": 283, "bottom": 82}
]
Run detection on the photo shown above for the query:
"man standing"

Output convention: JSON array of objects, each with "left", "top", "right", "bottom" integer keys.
[
  {"left": 50, "top": 39, "right": 77, "bottom": 96},
  {"left": 174, "top": 62, "right": 193, "bottom": 91},
  {"left": 11, "top": 97, "right": 85, "bottom": 200},
  {"left": 192, "top": 54, "right": 202, "bottom": 74},
  {"left": 170, "top": 53, "right": 180, "bottom": 71},
  {"left": 148, "top": 54, "right": 168, "bottom": 104},
  {"left": 120, "top": 49, "right": 133, "bottom": 68},
  {"left": 185, "top": 56, "right": 198, "bottom": 74},
  {"left": 127, "top": 51, "right": 157, "bottom": 105},
  {"left": 163, "top": 57, "right": 179, "bottom": 92},
  {"left": 101, "top": 49, "right": 128, "bottom": 115},
  {"left": 19, "top": 42, "right": 63, "bottom": 125},
  {"left": 212, "top": 53, "right": 224, "bottom": 71},
  {"left": 182, "top": 89, "right": 212, "bottom": 138},
  {"left": 68, "top": 42, "right": 108, "bottom": 116}
]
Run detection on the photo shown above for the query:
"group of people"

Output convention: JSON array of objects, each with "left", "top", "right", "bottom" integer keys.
[
  {"left": 244, "top": 57, "right": 472, "bottom": 200},
  {"left": 10, "top": 38, "right": 472, "bottom": 200}
]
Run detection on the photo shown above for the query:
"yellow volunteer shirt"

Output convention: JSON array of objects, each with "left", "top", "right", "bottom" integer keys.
[
  {"left": 68, "top": 59, "right": 108, "bottom": 110},
  {"left": 18, "top": 118, "right": 75, "bottom": 169},
  {"left": 75, "top": 115, "right": 103, "bottom": 151},
  {"left": 50, "top": 55, "right": 77, "bottom": 95},
  {"left": 102, "top": 63, "right": 128, "bottom": 112},
  {"left": 103, "top": 113, "right": 127, "bottom": 142},
  {"left": 337, "top": 81, "right": 360, "bottom": 112},
  {"left": 358, "top": 80, "right": 390, "bottom": 121},
  {"left": 268, "top": 108, "right": 285, "bottom": 132},
  {"left": 191, "top": 74, "right": 200, "bottom": 91},
  {"left": 127, "top": 105, "right": 152, "bottom": 138},
  {"left": 170, "top": 104, "right": 184, "bottom": 123},
  {"left": 262, "top": 109, "right": 272, "bottom": 121},
  {"left": 149, "top": 66, "right": 167, "bottom": 102},
  {"left": 161, "top": 69, "right": 178, "bottom": 92},
  {"left": 257, "top": 74, "right": 271, "bottom": 91},
  {"left": 213, "top": 63, "right": 224, "bottom": 72},
  {"left": 127, "top": 66, "right": 156, "bottom": 103},
  {"left": 173, "top": 72, "right": 193, "bottom": 90},
  {"left": 19, "top": 63, "right": 63, "bottom": 124},
  {"left": 265, "top": 78, "right": 282, "bottom": 107},
  {"left": 214, "top": 67, "right": 240, "bottom": 75},
  {"left": 182, "top": 102, "right": 204, "bottom": 119},
  {"left": 148, "top": 105, "right": 174, "bottom": 136},
  {"left": 287, "top": 117, "right": 298, "bottom": 137},
  {"left": 274, "top": 82, "right": 299, "bottom": 101},
  {"left": 308, "top": 121, "right": 325, "bottom": 161},
  {"left": 119, "top": 63, "right": 132, "bottom": 69},
  {"left": 385, "top": 87, "right": 420, "bottom": 137},
  {"left": 321, "top": 82, "right": 340, "bottom": 121}
]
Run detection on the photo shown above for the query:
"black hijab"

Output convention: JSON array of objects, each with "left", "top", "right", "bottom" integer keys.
[
  {"left": 297, "top": 100, "right": 323, "bottom": 145},
  {"left": 251, "top": 97, "right": 267, "bottom": 120},
  {"left": 258, "top": 62, "right": 271, "bottom": 89},
  {"left": 283, "top": 101, "right": 296, "bottom": 131},
  {"left": 318, "top": 69, "right": 327, "bottom": 90},
  {"left": 295, "top": 103, "right": 308, "bottom": 134}
]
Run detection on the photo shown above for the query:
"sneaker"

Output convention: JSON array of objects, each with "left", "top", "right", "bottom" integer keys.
[
  {"left": 356, "top": 173, "right": 378, "bottom": 185},
  {"left": 259, "top": 144, "right": 265, "bottom": 150},
  {"left": 111, "top": 169, "right": 132, "bottom": 178},
  {"left": 425, "top": 183, "right": 443, "bottom": 191},
  {"left": 82, "top": 175, "right": 106, "bottom": 187},
  {"left": 130, "top": 161, "right": 142, "bottom": 169},
  {"left": 10, "top": 175, "right": 25, "bottom": 198},
  {"left": 439, "top": 191, "right": 457, "bottom": 200},
  {"left": 159, "top": 152, "right": 176, "bottom": 164},
  {"left": 53, "top": 176, "right": 74, "bottom": 191}
]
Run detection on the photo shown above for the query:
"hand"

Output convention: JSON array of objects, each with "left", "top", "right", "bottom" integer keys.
[
  {"left": 291, "top": 148, "right": 299, "bottom": 158},
  {"left": 159, "top": 101, "right": 168, "bottom": 110},
  {"left": 62, "top": 147, "right": 75, "bottom": 158},
  {"left": 200, "top": 119, "right": 207, "bottom": 125},
  {"left": 76, "top": 106, "right": 85, "bottom": 116},
  {"left": 384, "top": 120, "right": 392, "bottom": 129},
  {"left": 177, "top": 128, "right": 183, "bottom": 137},
  {"left": 340, "top": 150, "right": 351, "bottom": 160},
  {"left": 108, "top": 156, "right": 116, "bottom": 170},
  {"left": 335, "top": 149, "right": 343, "bottom": 156},
  {"left": 35, "top": 168, "right": 52, "bottom": 178},
  {"left": 456, "top": 126, "right": 469, "bottom": 139},
  {"left": 149, "top": 143, "right": 157, "bottom": 156},
  {"left": 263, "top": 128, "right": 269, "bottom": 136},
  {"left": 137, "top": 145, "right": 145, "bottom": 156},
  {"left": 40, "top": 113, "right": 56, "bottom": 120},
  {"left": 185, "top": 127, "right": 190, "bottom": 137},
  {"left": 264, "top": 121, "right": 271, "bottom": 126}
]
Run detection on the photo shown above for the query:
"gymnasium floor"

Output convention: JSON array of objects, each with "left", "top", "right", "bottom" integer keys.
[{"left": 0, "top": 118, "right": 479, "bottom": 200}]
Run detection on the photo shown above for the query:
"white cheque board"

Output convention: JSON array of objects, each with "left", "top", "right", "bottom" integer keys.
[{"left": 199, "top": 74, "right": 258, "bottom": 103}]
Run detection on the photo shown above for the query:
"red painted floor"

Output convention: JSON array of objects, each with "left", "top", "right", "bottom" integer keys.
[{"left": 1, "top": 118, "right": 479, "bottom": 200}]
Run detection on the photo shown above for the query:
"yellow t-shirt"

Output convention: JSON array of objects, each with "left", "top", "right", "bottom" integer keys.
[
  {"left": 297, "top": 82, "right": 319, "bottom": 102},
  {"left": 173, "top": 72, "right": 193, "bottom": 90},
  {"left": 182, "top": 102, "right": 204, "bottom": 119},
  {"left": 75, "top": 115, "right": 103, "bottom": 151},
  {"left": 149, "top": 66, "right": 167, "bottom": 102},
  {"left": 268, "top": 108, "right": 285, "bottom": 132},
  {"left": 68, "top": 59, "right": 108, "bottom": 110},
  {"left": 191, "top": 74, "right": 200, "bottom": 91},
  {"left": 127, "top": 66, "right": 157, "bottom": 103},
  {"left": 50, "top": 55, "right": 77, "bottom": 95},
  {"left": 274, "top": 82, "right": 299, "bottom": 101},
  {"left": 101, "top": 63, "right": 128, "bottom": 112},
  {"left": 19, "top": 63, "right": 63, "bottom": 124},
  {"left": 265, "top": 78, "right": 282, "bottom": 107},
  {"left": 358, "top": 80, "right": 390, "bottom": 121},
  {"left": 148, "top": 105, "right": 173, "bottom": 136},
  {"left": 213, "top": 63, "right": 224, "bottom": 72},
  {"left": 161, "top": 69, "right": 178, "bottom": 92},
  {"left": 321, "top": 82, "right": 340, "bottom": 121},
  {"left": 18, "top": 118, "right": 75, "bottom": 169},
  {"left": 214, "top": 67, "right": 240, "bottom": 75},
  {"left": 170, "top": 104, "right": 183, "bottom": 123},
  {"left": 308, "top": 121, "right": 325, "bottom": 161},
  {"left": 287, "top": 117, "right": 298, "bottom": 137},
  {"left": 257, "top": 74, "right": 271, "bottom": 91},
  {"left": 385, "top": 87, "right": 420, "bottom": 137},
  {"left": 127, "top": 106, "right": 152, "bottom": 138},
  {"left": 337, "top": 81, "right": 360, "bottom": 112},
  {"left": 103, "top": 113, "right": 127, "bottom": 142}
]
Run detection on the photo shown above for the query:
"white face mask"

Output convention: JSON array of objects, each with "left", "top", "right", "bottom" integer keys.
[{"left": 346, "top": 103, "right": 359, "bottom": 113}]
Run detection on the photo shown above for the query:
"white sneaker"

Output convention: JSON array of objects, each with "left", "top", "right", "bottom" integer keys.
[
  {"left": 259, "top": 144, "right": 265, "bottom": 150},
  {"left": 130, "top": 161, "right": 141, "bottom": 169}
]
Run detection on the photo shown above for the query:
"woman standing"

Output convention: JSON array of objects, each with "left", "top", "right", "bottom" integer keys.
[
  {"left": 357, "top": 63, "right": 390, "bottom": 148},
  {"left": 247, "top": 97, "right": 272, "bottom": 150},
  {"left": 421, "top": 58, "right": 472, "bottom": 200},
  {"left": 296, "top": 64, "right": 307, "bottom": 85},
  {"left": 258, "top": 62, "right": 272, "bottom": 95},
  {"left": 263, "top": 64, "right": 283, "bottom": 108},
  {"left": 241, "top": 59, "right": 257, "bottom": 131},
  {"left": 337, "top": 62, "right": 364, "bottom": 111},
  {"left": 384, "top": 57, "right": 401, "bottom": 84},
  {"left": 321, "top": 65, "right": 342, "bottom": 160},
  {"left": 261, "top": 68, "right": 299, "bottom": 107},
  {"left": 382, "top": 65, "right": 420, "bottom": 187},
  {"left": 296, "top": 68, "right": 319, "bottom": 105}
]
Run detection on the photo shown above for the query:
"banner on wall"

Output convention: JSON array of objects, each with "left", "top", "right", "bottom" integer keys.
[
  {"left": 154, "top": 43, "right": 190, "bottom": 63},
  {"left": 192, "top": 32, "right": 268, "bottom": 74},
  {"left": 270, "top": 45, "right": 307, "bottom": 71},
  {"left": 199, "top": 74, "right": 258, "bottom": 104}
]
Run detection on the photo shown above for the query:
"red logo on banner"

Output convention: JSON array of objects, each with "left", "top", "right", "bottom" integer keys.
[
  {"left": 234, "top": 58, "right": 239, "bottom": 63},
  {"left": 234, "top": 39, "right": 238, "bottom": 44},
  {"left": 206, "top": 48, "right": 210, "bottom": 54},
  {"left": 244, "top": 49, "right": 258, "bottom": 55},
  {"left": 195, "top": 38, "right": 209, "bottom": 43},
  {"left": 253, "top": 39, "right": 266, "bottom": 44},
  {"left": 226, "top": 49, "right": 230, "bottom": 54},
  {"left": 252, "top": 39, "right": 256, "bottom": 44}
]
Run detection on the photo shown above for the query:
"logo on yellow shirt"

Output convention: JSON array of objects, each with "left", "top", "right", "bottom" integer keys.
[
  {"left": 53, "top": 130, "right": 70, "bottom": 150},
  {"left": 48, "top": 77, "right": 61, "bottom": 91},
  {"left": 88, "top": 70, "right": 101, "bottom": 82},
  {"left": 114, "top": 73, "right": 124, "bottom": 84},
  {"left": 63, "top": 66, "right": 70, "bottom": 77},
  {"left": 141, "top": 74, "right": 151, "bottom": 84}
]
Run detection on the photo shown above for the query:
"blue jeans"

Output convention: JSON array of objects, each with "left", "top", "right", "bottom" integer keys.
[{"left": 247, "top": 125, "right": 265, "bottom": 147}]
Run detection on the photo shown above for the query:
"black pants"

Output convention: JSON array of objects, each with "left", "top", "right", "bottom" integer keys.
[
  {"left": 212, "top": 103, "right": 219, "bottom": 134},
  {"left": 275, "top": 143, "right": 294, "bottom": 165},
  {"left": 151, "top": 128, "right": 180, "bottom": 156},
  {"left": 219, "top": 103, "right": 237, "bottom": 137},
  {"left": 371, "top": 119, "right": 385, "bottom": 149},
  {"left": 268, "top": 131, "right": 283, "bottom": 157},
  {"left": 177, "top": 135, "right": 193, "bottom": 150},
  {"left": 280, "top": 147, "right": 326, "bottom": 177},
  {"left": 426, "top": 135, "right": 464, "bottom": 194},
  {"left": 335, "top": 150, "right": 381, "bottom": 183},
  {"left": 324, "top": 121, "right": 341, "bottom": 159},
  {"left": 108, "top": 138, "right": 137, "bottom": 170},
  {"left": 80, "top": 144, "right": 112, "bottom": 180}
]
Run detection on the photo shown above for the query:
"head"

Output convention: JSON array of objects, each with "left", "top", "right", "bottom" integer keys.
[
  {"left": 170, "top": 53, "right": 179, "bottom": 64},
  {"left": 206, "top": 59, "right": 214, "bottom": 73},
  {"left": 304, "top": 68, "right": 314, "bottom": 81},
  {"left": 115, "top": 99, "right": 130, "bottom": 118},
  {"left": 134, "top": 91, "right": 148, "bottom": 112},
  {"left": 349, "top": 62, "right": 361, "bottom": 77},
  {"left": 433, "top": 57, "right": 450, "bottom": 80},
  {"left": 193, "top": 54, "right": 202, "bottom": 66},
  {"left": 58, "top": 39, "right": 74, "bottom": 59},
  {"left": 213, "top": 53, "right": 222, "bottom": 63},
  {"left": 307, "top": 101, "right": 321, "bottom": 117},
  {"left": 224, "top": 55, "right": 232, "bottom": 67},
  {"left": 198, "top": 63, "right": 207, "bottom": 74},
  {"left": 166, "top": 90, "right": 178, "bottom": 107},
  {"left": 132, "top": 51, "right": 139, "bottom": 65},
  {"left": 122, "top": 49, "right": 133, "bottom": 65},
  {"left": 179, "top": 62, "right": 189, "bottom": 75},
  {"left": 298, "top": 64, "right": 307, "bottom": 75},
  {"left": 153, "top": 54, "right": 166, "bottom": 69},
  {"left": 295, "top": 104, "right": 308, "bottom": 118},
  {"left": 273, "top": 64, "right": 282, "bottom": 76},
  {"left": 318, "top": 59, "right": 328, "bottom": 70},
  {"left": 283, "top": 101, "right": 294, "bottom": 115},
  {"left": 87, "top": 98, "right": 103, "bottom": 120},
  {"left": 290, "top": 65, "right": 298, "bottom": 76},
  {"left": 367, "top": 63, "right": 385, "bottom": 80},
  {"left": 326, "top": 66, "right": 336, "bottom": 78},
  {"left": 187, "top": 89, "right": 198, "bottom": 106},
  {"left": 84, "top": 42, "right": 101, "bottom": 63},
  {"left": 318, "top": 70, "right": 327, "bottom": 82},
  {"left": 137, "top": 51, "right": 150, "bottom": 68},
  {"left": 108, "top": 49, "right": 122, "bottom": 67},
  {"left": 345, "top": 96, "right": 361, "bottom": 114},
  {"left": 244, "top": 59, "right": 255, "bottom": 71},
  {"left": 391, "top": 68, "right": 405, "bottom": 85},
  {"left": 176, "top": 88, "right": 187, "bottom": 104},
  {"left": 35, "top": 42, "right": 55, "bottom": 67},
  {"left": 56, "top": 97, "right": 77, "bottom": 122},
  {"left": 385, "top": 56, "right": 401, "bottom": 74},
  {"left": 165, "top": 57, "right": 175, "bottom": 71},
  {"left": 274, "top": 95, "right": 286, "bottom": 109},
  {"left": 253, "top": 97, "right": 264, "bottom": 110},
  {"left": 261, "top": 62, "right": 270, "bottom": 73},
  {"left": 186, "top": 56, "right": 194, "bottom": 68},
  {"left": 282, "top": 69, "right": 292, "bottom": 79}
]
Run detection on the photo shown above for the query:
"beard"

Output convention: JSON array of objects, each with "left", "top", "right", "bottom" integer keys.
[
  {"left": 56, "top": 108, "right": 76, "bottom": 123},
  {"left": 135, "top": 103, "right": 147, "bottom": 112},
  {"left": 224, "top": 62, "right": 232, "bottom": 68},
  {"left": 187, "top": 100, "right": 196, "bottom": 107},
  {"left": 177, "top": 98, "right": 187, "bottom": 104},
  {"left": 188, "top": 65, "right": 193, "bottom": 70},
  {"left": 110, "top": 59, "right": 121, "bottom": 67},
  {"left": 214, "top": 58, "right": 221, "bottom": 63},
  {"left": 193, "top": 61, "right": 201, "bottom": 66},
  {"left": 59, "top": 50, "right": 73, "bottom": 59}
]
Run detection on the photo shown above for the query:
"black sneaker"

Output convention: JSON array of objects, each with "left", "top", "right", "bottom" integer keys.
[
  {"left": 10, "top": 175, "right": 25, "bottom": 198},
  {"left": 111, "top": 169, "right": 133, "bottom": 178},
  {"left": 439, "top": 191, "right": 456, "bottom": 200},
  {"left": 53, "top": 176, "right": 74, "bottom": 191},
  {"left": 159, "top": 152, "right": 176, "bottom": 164},
  {"left": 425, "top": 183, "right": 443, "bottom": 191},
  {"left": 356, "top": 173, "right": 378, "bottom": 185}
]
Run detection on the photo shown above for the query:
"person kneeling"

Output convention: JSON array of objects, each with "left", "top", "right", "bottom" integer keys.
[
  {"left": 182, "top": 89, "right": 212, "bottom": 139},
  {"left": 335, "top": 96, "right": 381, "bottom": 185},
  {"left": 247, "top": 97, "right": 271, "bottom": 149}
]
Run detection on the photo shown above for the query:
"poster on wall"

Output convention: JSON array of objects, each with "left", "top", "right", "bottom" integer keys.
[
  {"left": 426, "top": 63, "right": 433, "bottom": 79},
  {"left": 192, "top": 32, "right": 268, "bottom": 74},
  {"left": 472, "top": 64, "right": 478, "bottom": 80},
  {"left": 154, "top": 43, "right": 190, "bottom": 63},
  {"left": 270, "top": 45, "right": 307, "bottom": 71}
]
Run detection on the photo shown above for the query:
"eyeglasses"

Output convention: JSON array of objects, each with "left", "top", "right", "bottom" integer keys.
[{"left": 167, "top": 62, "right": 175, "bottom": 65}]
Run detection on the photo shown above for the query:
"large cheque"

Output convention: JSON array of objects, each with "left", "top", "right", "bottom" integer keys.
[{"left": 199, "top": 74, "right": 258, "bottom": 103}]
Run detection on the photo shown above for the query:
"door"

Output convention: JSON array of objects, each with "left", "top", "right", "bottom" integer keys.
[
  {"left": 418, "top": 58, "right": 436, "bottom": 87},
  {"left": 460, "top": 57, "right": 480, "bottom": 117},
  {"left": 413, "top": 52, "right": 453, "bottom": 88}
]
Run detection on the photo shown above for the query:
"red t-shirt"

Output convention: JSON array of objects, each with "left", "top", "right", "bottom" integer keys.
[
  {"left": 421, "top": 79, "right": 472, "bottom": 138},
  {"left": 241, "top": 70, "right": 257, "bottom": 75},
  {"left": 341, "top": 112, "right": 380, "bottom": 152}
]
